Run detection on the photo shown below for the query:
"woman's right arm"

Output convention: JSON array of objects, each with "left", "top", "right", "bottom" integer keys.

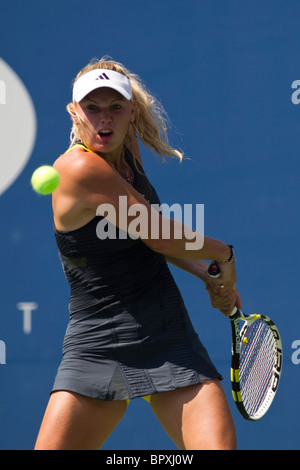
[{"left": 53, "top": 149, "right": 235, "bottom": 277}]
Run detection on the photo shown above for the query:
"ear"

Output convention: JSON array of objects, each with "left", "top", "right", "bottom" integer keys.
[
  {"left": 68, "top": 103, "right": 79, "bottom": 125},
  {"left": 130, "top": 100, "right": 136, "bottom": 123}
]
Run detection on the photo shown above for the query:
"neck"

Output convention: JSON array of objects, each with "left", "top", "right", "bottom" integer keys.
[
  {"left": 79, "top": 139, "right": 124, "bottom": 167},
  {"left": 76, "top": 140, "right": 133, "bottom": 182},
  {"left": 100, "top": 145, "right": 125, "bottom": 170}
]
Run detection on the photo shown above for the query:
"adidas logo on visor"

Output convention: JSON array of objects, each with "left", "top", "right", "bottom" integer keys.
[{"left": 96, "top": 73, "right": 110, "bottom": 80}]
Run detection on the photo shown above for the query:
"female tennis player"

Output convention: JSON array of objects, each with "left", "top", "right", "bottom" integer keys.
[{"left": 34, "top": 58, "right": 241, "bottom": 450}]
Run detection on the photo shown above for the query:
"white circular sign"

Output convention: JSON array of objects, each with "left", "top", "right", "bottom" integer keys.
[{"left": 0, "top": 58, "right": 37, "bottom": 195}]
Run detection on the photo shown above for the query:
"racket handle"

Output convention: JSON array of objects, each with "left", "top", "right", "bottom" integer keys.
[
  {"left": 207, "top": 262, "right": 221, "bottom": 278},
  {"left": 230, "top": 306, "right": 238, "bottom": 317},
  {"left": 208, "top": 262, "right": 238, "bottom": 317}
]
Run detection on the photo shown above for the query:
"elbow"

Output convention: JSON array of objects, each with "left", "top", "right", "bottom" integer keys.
[
  {"left": 142, "top": 237, "right": 172, "bottom": 257},
  {"left": 138, "top": 210, "right": 173, "bottom": 256}
]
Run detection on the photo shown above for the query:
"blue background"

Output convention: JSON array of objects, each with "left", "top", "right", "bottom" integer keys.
[{"left": 0, "top": 0, "right": 299, "bottom": 450}]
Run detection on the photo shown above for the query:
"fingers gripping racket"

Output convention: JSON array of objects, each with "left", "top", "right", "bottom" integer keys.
[{"left": 208, "top": 263, "right": 283, "bottom": 421}]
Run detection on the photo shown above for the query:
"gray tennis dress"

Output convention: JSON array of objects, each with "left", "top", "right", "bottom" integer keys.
[{"left": 51, "top": 144, "right": 221, "bottom": 401}]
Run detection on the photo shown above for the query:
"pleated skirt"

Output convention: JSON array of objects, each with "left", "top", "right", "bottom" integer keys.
[{"left": 52, "top": 264, "right": 222, "bottom": 401}]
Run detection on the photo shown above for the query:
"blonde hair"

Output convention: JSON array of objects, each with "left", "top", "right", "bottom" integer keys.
[{"left": 66, "top": 57, "right": 183, "bottom": 162}]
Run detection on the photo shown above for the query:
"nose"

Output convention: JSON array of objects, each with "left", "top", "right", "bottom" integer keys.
[{"left": 99, "top": 108, "right": 112, "bottom": 123}]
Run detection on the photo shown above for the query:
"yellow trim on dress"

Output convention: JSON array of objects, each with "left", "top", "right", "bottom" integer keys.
[
  {"left": 126, "top": 395, "right": 151, "bottom": 406},
  {"left": 65, "top": 143, "right": 94, "bottom": 154}
]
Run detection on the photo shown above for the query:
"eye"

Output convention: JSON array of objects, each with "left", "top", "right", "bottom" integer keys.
[
  {"left": 86, "top": 104, "right": 99, "bottom": 112},
  {"left": 112, "top": 104, "right": 122, "bottom": 110}
]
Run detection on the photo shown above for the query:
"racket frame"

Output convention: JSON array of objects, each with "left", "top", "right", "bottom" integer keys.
[{"left": 230, "top": 307, "right": 283, "bottom": 421}]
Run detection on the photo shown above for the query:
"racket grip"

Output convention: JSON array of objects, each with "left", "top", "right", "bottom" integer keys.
[
  {"left": 207, "top": 262, "right": 221, "bottom": 278},
  {"left": 208, "top": 263, "right": 239, "bottom": 317}
]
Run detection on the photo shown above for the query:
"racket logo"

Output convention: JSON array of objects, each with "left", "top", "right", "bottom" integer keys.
[
  {"left": 233, "top": 327, "right": 241, "bottom": 354},
  {"left": 270, "top": 326, "right": 280, "bottom": 341},
  {"left": 272, "top": 372, "right": 280, "bottom": 392},
  {"left": 272, "top": 346, "right": 283, "bottom": 392},
  {"left": 235, "top": 336, "right": 241, "bottom": 353},
  {"left": 275, "top": 348, "right": 283, "bottom": 371},
  {"left": 267, "top": 321, "right": 283, "bottom": 374}
]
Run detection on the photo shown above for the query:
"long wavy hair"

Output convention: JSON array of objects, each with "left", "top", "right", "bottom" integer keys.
[{"left": 66, "top": 57, "right": 183, "bottom": 162}]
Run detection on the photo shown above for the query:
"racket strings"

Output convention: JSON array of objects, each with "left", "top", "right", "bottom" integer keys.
[{"left": 239, "top": 320, "right": 275, "bottom": 416}]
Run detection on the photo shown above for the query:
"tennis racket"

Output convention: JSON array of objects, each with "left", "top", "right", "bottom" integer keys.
[{"left": 208, "top": 262, "right": 283, "bottom": 421}]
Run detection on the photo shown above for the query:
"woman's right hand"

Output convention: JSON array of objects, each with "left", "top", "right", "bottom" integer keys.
[{"left": 205, "top": 262, "right": 241, "bottom": 317}]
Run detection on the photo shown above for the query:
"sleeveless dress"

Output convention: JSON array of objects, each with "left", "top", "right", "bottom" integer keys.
[{"left": 51, "top": 144, "right": 221, "bottom": 401}]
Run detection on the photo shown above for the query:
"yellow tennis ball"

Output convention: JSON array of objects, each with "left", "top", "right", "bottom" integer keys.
[
  {"left": 243, "top": 337, "right": 248, "bottom": 345},
  {"left": 31, "top": 165, "right": 59, "bottom": 195}
]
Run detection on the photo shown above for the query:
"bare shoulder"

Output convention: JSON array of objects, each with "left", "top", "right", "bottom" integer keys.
[
  {"left": 54, "top": 147, "right": 107, "bottom": 181},
  {"left": 52, "top": 146, "right": 132, "bottom": 212},
  {"left": 53, "top": 147, "right": 118, "bottom": 196},
  {"left": 52, "top": 146, "right": 149, "bottom": 232},
  {"left": 52, "top": 148, "right": 113, "bottom": 231}
]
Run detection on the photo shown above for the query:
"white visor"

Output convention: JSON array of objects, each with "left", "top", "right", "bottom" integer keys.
[{"left": 72, "top": 69, "right": 132, "bottom": 102}]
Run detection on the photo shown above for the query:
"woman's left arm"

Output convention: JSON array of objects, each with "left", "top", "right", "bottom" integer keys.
[
  {"left": 165, "top": 256, "right": 242, "bottom": 316},
  {"left": 165, "top": 256, "right": 208, "bottom": 281}
]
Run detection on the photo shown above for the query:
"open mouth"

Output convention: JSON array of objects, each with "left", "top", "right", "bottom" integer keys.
[{"left": 98, "top": 129, "right": 113, "bottom": 141}]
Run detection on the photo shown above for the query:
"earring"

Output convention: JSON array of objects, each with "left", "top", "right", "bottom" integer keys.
[{"left": 131, "top": 122, "right": 143, "bottom": 138}]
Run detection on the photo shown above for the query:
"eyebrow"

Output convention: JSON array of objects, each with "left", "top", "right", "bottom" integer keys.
[{"left": 82, "top": 96, "right": 126, "bottom": 104}]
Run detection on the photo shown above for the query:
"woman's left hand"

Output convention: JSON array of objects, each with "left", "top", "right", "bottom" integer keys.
[{"left": 205, "top": 271, "right": 242, "bottom": 317}]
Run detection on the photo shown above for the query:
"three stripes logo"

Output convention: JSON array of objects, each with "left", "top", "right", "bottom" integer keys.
[{"left": 96, "top": 73, "right": 110, "bottom": 81}]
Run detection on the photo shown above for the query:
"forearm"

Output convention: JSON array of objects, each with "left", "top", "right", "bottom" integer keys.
[
  {"left": 165, "top": 256, "right": 209, "bottom": 282},
  {"left": 148, "top": 216, "right": 232, "bottom": 263}
]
